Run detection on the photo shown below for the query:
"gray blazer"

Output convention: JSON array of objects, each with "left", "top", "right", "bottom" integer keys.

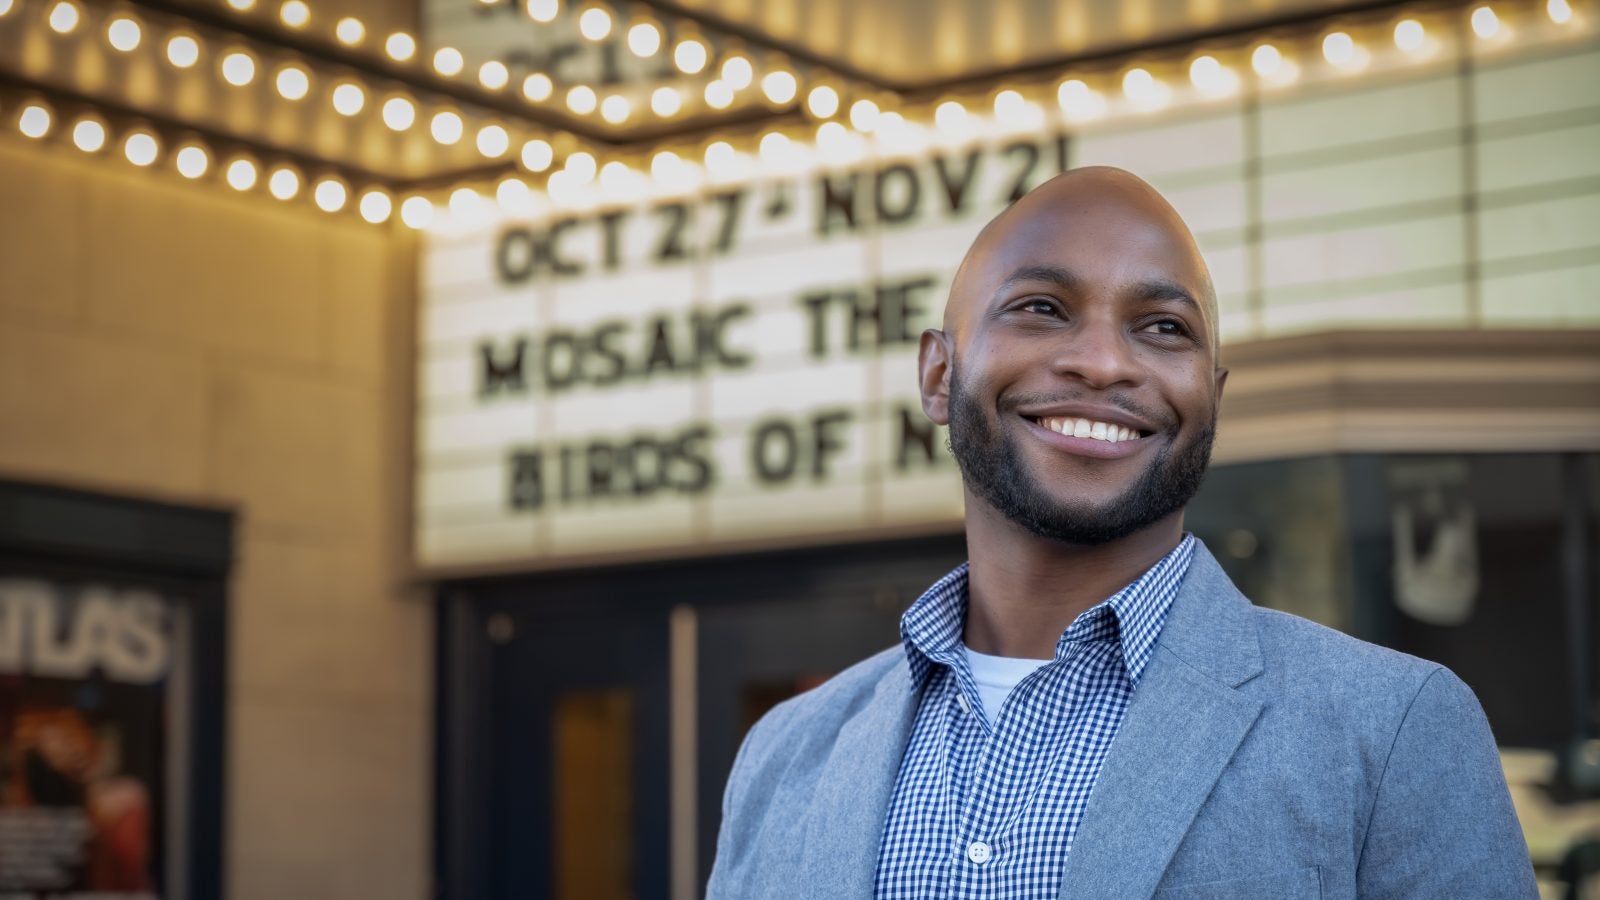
[{"left": 708, "top": 542, "right": 1538, "bottom": 899}]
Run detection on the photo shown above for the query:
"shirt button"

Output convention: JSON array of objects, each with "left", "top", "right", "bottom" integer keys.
[{"left": 967, "top": 840, "right": 992, "bottom": 864}]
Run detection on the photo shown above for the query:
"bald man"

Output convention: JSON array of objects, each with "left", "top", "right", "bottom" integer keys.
[{"left": 706, "top": 169, "right": 1536, "bottom": 899}]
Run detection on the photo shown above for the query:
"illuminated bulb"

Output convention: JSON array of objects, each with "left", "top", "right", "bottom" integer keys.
[
  {"left": 496, "top": 177, "right": 531, "bottom": 212},
  {"left": 546, "top": 169, "right": 581, "bottom": 206},
  {"left": 758, "top": 131, "right": 791, "bottom": 163},
  {"left": 0, "top": 0, "right": 12, "bottom": 16},
  {"left": 526, "top": 0, "right": 558, "bottom": 23},
  {"left": 523, "top": 73, "right": 553, "bottom": 101},
  {"left": 400, "top": 196, "right": 434, "bottom": 229},
  {"left": 221, "top": 52, "right": 256, "bottom": 86},
  {"left": 268, "top": 167, "right": 299, "bottom": 200},
  {"left": 123, "top": 132, "right": 158, "bottom": 166},
  {"left": 650, "top": 150, "right": 681, "bottom": 181},
  {"left": 332, "top": 83, "right": 365, "bottom": 116},
  {"left": 599, "top": 161, "right": 639, "bottom": 199},
  {"left": 1471, "top": 6, "right": 1501, "bottom": 38},
  {"left": 71, "top": 119, "right": 106, "bottom": 153},
  {"left": 1549, "top": 0, "right": 1573, "bottom": 24},
  {"left": 651, "top": 86, "right": 682, "bottom": 117},
  {"left": 225, "top": 0, "right": 253, "bottom": 9},
  {"left": 762, "top": 70, "right": 798, "bottom": 104},
  {"left": 567, "top": 85, "right": 598, "bottom": 114},
  {"left": 1057, "top": 79, "right": 1106, "bottom": 120},
  {"left": 433, "top": 47, "right": 464, "bottom": 77},
  {"left": 600, "top": 95, "right": 630, "bottom": 123},
  {"left": 674, "top": 39, "right": 708, "bottom": 73},
  {"left": 849, "top": 98, "right": 880, "bottom": 131},
  {"left": 381, "top": 96, "right": 415, "bottom": 130},
  {"left": 479, "top": 61, "right": 510, "bottom": 90},
  {"left": 816, "top": 121, "right": 864, "bottom": 163},
  {"left": 106, "top": 17, "right": 142, "bottom": 52},
  {"left": 335, "top": 17, "right": 364, "bottom": 45},
  {"left": 1322, "top": 32, "right": 1357, "bottom": 66},
  {"left": 175, "top": 146, "right": 209, "bottom": 179},
  {"left": 578, "top": 6, "right": 611, "bottom": 40},
  {"left": 314, "top": 179, "right": 348, "bottom": 213},
  {"left": 993, "top": 89, "right": 1026, "bottom": 122},
  {"left": 934, "top": 100, "right": 967, "bottom": 131},
  {"left": 167, "top": 35, "right": 199, "bottom": 68},
  {"left": 807, "top": 85, "right": 839, "bottom": 118},
  {"left": 47, "top": 1, "right": 77, "bottom": 34},
  {"left": 1189, "top": 56, "right": 1237, "bottom": 96},
  {"left": 226, "top": 158, "right": 258, "bottom": 191},
  {"left": 721, "top": 56, "right": 753, "bottom": 90},
  {"left": 449, "top": 187, "right": 483, "bottom": 221},
  {"left": 521, "top": 138, "right": 554, "bottom": 171},
  {"left": 276, "top": 66, "right": 310, "bottom": 100},
  {"left": 385, "top": 32, "right": 416, "bottom": 61},
  {"left": 1393, "top": 19, "right": 1426, "bottom": 52},
  {"left": 703, "top": 140, "right": 735, "bottom": 171},
  {"left": 476, "top": 124, "right": 510, "bottom": 157},
  {"left": 628, "top": 22, "right": 661, "bottom": 56},
  {"left": 704, "top": 80, "right": 734, "bottom": 109},
  {"left": 564, "top": 150, "right": 596, "bottom": 183},
  {"left": 359, "top": 190, "right": 392, "bottom": 224},
  {"left": 431, "top": 111, "right": 464, "bottom": 145},
  {"left": 279, "top": 0, "right": 309, "bottom": 29},
  {"left": 18, "top": 105, "right": 50, "bottom": 139},
  {"left": 1251, "top": 43, "right": 1283, "bottom": 76}
]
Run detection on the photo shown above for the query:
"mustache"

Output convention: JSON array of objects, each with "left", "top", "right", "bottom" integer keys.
[{"left": 997, "top": 389, "right": 1180, "bottom": 431}]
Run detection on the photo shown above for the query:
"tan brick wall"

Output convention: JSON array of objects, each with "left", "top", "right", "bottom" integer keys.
[{"left": 0, "top": 131, "right": 430, "bottom": 899}]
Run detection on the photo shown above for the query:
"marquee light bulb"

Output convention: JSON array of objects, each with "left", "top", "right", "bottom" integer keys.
[
  {"left": 47, "top": 1, "right": 78, "bottom": 34},
  {"left": 400, "top": 196, "right": 434, "bottom": 229},
  {"left": 18, "top": 105, "right": 51, "bottom": 138},
  {"left": 1322, "top": 32, "right": 1357, "bottom": 66},
  {"left": 704, "top": 80, "right": 734, "bottom": 109},
  {"left": 650, "top": 150, "right": 681, "bottom": 181},
  {"left": 1471, "top": 5, "right": 1501, "bottom": 38},
  {"left": 496, "top": 177, "right": 531, "bottom": 212},
  {"left": 382, "top": 96, "right": 415, "bottom": 130},
  {"left": 1057, "top": 79, "right": 1106, "bottom": 120},
  {"left": 107, "top": 17, "right": 142, "bottom": 52},
  {"left": 807, "top": 85, "right": 839, "bottom": 119},
  {"left": 674, "top": 39, "right": 708, "bottom": 73},
  {"left": 449, "top": 187, "right": 484, "bottom": 222},
  {"left": 335, "top": 17, "right": 364, "bottom": 45},
  {"left": 1250, "top": 43, "right": 1283, "bottom": 76},
  {"left": 704, "top": 140, "right": 735, "bottom": 172},
  {"left": 651, "top": 86, "right": 682, "bottom": 117},
  {"left": 332, "top": 83, "right": 365, "bottom": 116},
  {"left": 314, "top": 179, "right": 348, "bottom": 212},
  {"left": 279, "top": 0, "right": 309, "bottom": 29},
  {"left": 578, "top": 6, "right": 612, "bottom": 40},
  {"left": 993, "top": 89, "right": 1027, "bottom": 123},
  {"left": 433, "top": 47, "right": 464, "bottom": 77},
  {"left": 479, "top": 61, "right": 510, "bottom": 90},
  {"left": 521, "top": 138, "right": 554, "bottom": 171},
  {"left": 758, "top": 131, "right": 792, "bottom": 165},
  {"left": 934, "top": 99, "right": 967, "bottom": 131},
  {"left": 1549, "top": 0, "right": 1573, "bottom": 24},
  {"left": 359, "top": 190, "right": 392, "bottom": 224},
  {"left": 226, "top": 158, "right": 258, "bottom": 191},
  {"left": 0, "top": 0, "right": 12, "bottom": 16},
  {"left": 849, "top": 98, "right": 880, "bottom": 131},
  {"left": 523, "top": 73, "right": 554, "bottom": 101},
  {"left": 275, "top": 66, "right": 309, "bottom": 100},
  {"left": 175, "top": 145, "right": 209, "bottom": 179},
  {"left": 167, "top": 35, "right": 200, "bottom": 68},
  {"left": 762, "top": 70, "right": 798, "bottom": 104},
  {"left": 385, "top": 32, "right": 416, "bottom": 61},
  {"left": 721, "top": 56, "right": 753, "bottom": 90},
  {"left": 123, "top": 132, "right": 158, "bottom": 166},
  {"left": 225, "top": 0, "right": 253, "bottom": 9},
  {"left": 431, "top": 111, "right": 464, "bottom": 145},
  {"left": 628, "top": 22, "right": 661, "bottom": 56},
  {"left": 221, "top": 51, "right": 256, "bottom": 86},
  {"left": 268, "top": 167, "right": 299, "bottom": 199},
  {"left": 71, "top": 119, "right": 106, "bottom": 153},
  {"left": 526, "top": 0, "right": 558, "bottom": 23},
  {"left": 564, "top": 150, "right": 597, "bottom": 183},
  {"left": 566, "top": 85, "right": 598, "bottom": 114},
  {"left": 816, "top": 120, "right": 865, "bottom": 164},
  {"left": 1393, "top": 19, "right": 1426, "bottom": 53},
  {"left": 1189, "top": 55, "right": 1237, "bottom": 96},
  {"left": 476, "top": 124, "right": 510, "bottom": 158},
  {"left": 600, "top": 95, "right": 630, "bottom": 123}
]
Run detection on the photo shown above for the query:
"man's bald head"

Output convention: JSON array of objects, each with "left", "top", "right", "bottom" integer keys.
[{"left": 946, "top": 166, "right": 1220, "bottom": 356}]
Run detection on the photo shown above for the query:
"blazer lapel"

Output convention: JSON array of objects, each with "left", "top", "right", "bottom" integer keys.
[
  {"left": 795, "top": 657, "right": 921, "bottom": 896},
  {"left": 1057, "top": 544, "right": 1267, "bottom": 899}
]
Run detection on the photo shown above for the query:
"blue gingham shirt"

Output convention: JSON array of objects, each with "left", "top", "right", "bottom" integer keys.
[{"left": 874, "top": 535, "right": 1195, "bottom": 899}]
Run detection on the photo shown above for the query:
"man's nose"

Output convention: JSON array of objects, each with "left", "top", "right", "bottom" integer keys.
[{"left": 1046, "top": 318, "right": 1143, "bottom": 390}]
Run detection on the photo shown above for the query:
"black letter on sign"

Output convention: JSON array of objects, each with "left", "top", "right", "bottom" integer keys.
[
  {"left": 495, "top": 227, "right": 539, "bottom": 285},
  {"left": 933, "top": 150, "right": 982, "bottom": 216},
  {"left": 818, "top": 171, "right": 860, "bottom": 236},
  {"left": 751, "top": 419, "right": 800, "bottom": 484},
  {"left": 674, "top": 425, "right": 715, "bottom": 493},
  {"left": 541, "top": 330, "right": 584, "bottom": 391},
  {"left": 700, "top": 304, "right": 753, "bottom": 369},
  {"left": 896, "top": 406, "right": 939, "bottom": 470},
  {"left": 810, "top": 409, "right": 854, "bottom": 479},
  {"left": 874, "top": 163, "right": 921, "bottom": 225},
  {"left": 654, "top": 202, "right": 690, "bottom": 263},
  {"left": 479, "top": 337, "right": 529, "bottom": 397},
  {"left": 1002, "top": 140, "right": 1041, "bottom": 204},
  {"left": 509, "top": 450, "right": 544, "bottom": 510},
  {"left": 545, "top": 219, "right": 583, "bottom": 276},
  {"left": 598, "top": 210, "right": 628, "bottom": 271},
  {"left": 712, "top": 190, "right": 743, "bottom": 253}
]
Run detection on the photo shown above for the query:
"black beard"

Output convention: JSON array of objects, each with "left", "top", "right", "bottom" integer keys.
[{"left": 946, "top": 361, "right": 1216, "bottom": 545}]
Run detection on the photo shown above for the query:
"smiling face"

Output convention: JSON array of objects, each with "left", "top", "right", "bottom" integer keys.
[{"left": 919, "top": 167, "right": 1226, "bottom": 545}]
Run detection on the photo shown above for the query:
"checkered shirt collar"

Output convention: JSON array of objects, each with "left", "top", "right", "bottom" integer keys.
[{"left": 899, "top": 534, "right": 1196, "bottom": 688}]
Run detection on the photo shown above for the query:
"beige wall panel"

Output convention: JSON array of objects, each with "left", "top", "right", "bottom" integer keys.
[
  {"left": 0, "top": 143, "right": 85, "bottom": 321},
  {"left": 320, "top": 222, "right": 406, "bottom": 383}
]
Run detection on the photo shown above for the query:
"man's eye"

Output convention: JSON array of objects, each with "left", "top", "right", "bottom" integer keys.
[
  {"left": 1020, "top": 299, "right": 1058, "bottom": 315},
  {"left": 1141, "top": 319, "right": 1189, "bottom": 336}
]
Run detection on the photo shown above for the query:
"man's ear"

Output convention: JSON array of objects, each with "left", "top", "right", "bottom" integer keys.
[
  {"left": 1213, "top": 365, "right": 1229, "bottom": 403},
  {"left": 918, "top": 329, "right": 953, "bottom": 426}
]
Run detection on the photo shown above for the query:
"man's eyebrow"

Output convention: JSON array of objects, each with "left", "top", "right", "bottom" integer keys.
[
  {"left": 992, "top": 265, "right": 1080, "bottom": 299},
  {"left": 1131, "top": 279, "right": 1201, "bottom": 312}
]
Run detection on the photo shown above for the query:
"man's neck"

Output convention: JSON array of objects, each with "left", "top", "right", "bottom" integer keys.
[{"left": 961, "top": 497, "right": 1186, "bottom": 660}]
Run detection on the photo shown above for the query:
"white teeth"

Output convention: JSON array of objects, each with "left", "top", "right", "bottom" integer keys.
[{"left": 1038, "top": 416, "right": 1142, "bottom": 444}]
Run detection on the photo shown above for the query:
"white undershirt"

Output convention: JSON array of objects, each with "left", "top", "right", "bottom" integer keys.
[{"left": 963, "top": 644, "right": 1052, "bottom": 727}]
